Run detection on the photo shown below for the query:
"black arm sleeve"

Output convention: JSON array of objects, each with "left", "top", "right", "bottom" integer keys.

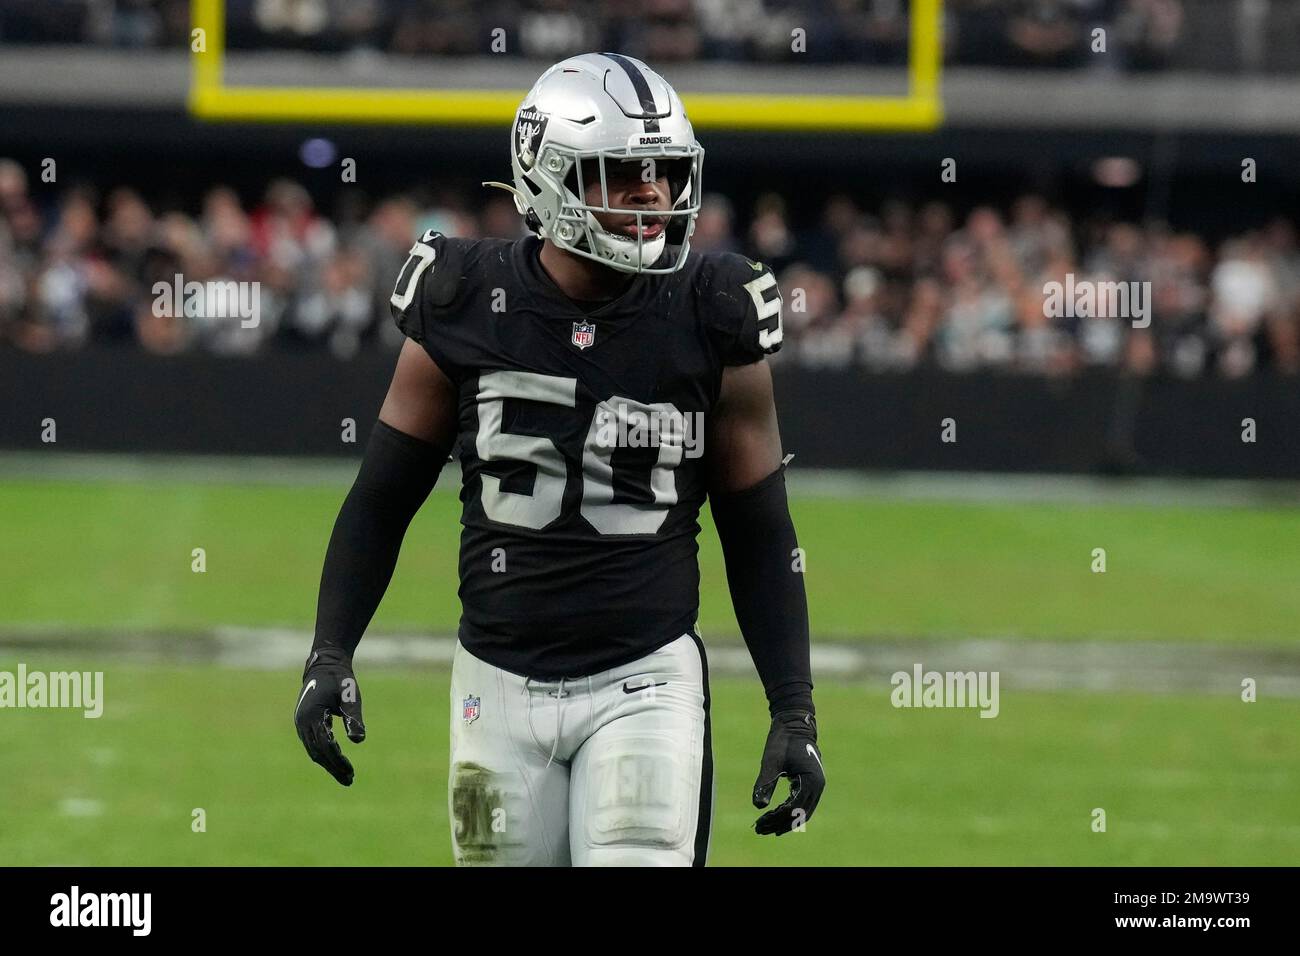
[
  {"left": 310, "top": 420, "right": 451, "bottom": 661},
  {"left": 710, "top": 465, "right": 813, "bottom": 715}
]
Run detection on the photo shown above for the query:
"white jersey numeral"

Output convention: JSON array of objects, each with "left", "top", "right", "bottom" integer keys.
[
  {"left": 473, "top": 371, "right": 684, "bottom": 535},
  {"left": 475, "top": 370, "right": 576, "bottom": 530},
  {"left": 390, "top": 233, "right": 438, "bottom": 312},
  {"left": 743, "top": 271, "right": 783, "bottom": 350},
  {"left": 581, "top": 396, "right": 682, "bottom": 535}
]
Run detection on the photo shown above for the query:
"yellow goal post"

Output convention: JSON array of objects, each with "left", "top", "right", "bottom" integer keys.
[{"left": 189, "top": 0, "right": 942, "bottom": 131}]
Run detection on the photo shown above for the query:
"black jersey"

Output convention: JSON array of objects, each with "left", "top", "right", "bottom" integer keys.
[{"left": 390, "top": 232, "right": 783, "bottom": 678}]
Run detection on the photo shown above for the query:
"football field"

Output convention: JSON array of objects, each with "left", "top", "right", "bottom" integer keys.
[{"left": 2, "top": 462, "right": 1298, "bottom": 865}]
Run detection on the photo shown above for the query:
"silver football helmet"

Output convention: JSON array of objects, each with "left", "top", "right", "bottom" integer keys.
[{"left": 501, "top": 53, "right": 704, "bottom": 274}]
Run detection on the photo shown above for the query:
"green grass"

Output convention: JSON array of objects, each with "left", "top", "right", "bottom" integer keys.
[
  {"left": 3, "top": 476, "right": 1297, "bottom": 866},
  {"left": 1, "top": 659, "right": 1296, "bottom": 866},
  {"left": 2, "top": 478, "right": 1298, "bottom": 643}
]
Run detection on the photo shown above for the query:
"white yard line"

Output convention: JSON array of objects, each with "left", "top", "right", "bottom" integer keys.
[
  {"left": 2, "top": 451, "right": 1299, "bottom": 507},
  {"left": 2, "top": 627, "right": 1299, "bottom": 697}
]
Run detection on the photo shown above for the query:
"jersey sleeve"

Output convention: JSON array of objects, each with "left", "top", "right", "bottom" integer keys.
[
  {"left": 388, "top": 230, "right": 466, "bottom": 369},
  {"left": 698, "top": 252, "right": 784, "bottom": 366}
]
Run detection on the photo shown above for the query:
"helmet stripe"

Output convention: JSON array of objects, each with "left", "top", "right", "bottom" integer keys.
[{"left": 601, "top": 52, "right": 663, "bottom": 133}]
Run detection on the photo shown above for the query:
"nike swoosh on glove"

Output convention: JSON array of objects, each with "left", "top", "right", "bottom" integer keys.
[
  {"left": 294, "top": 647, "right": 366, "bottom": 786},
  {"left": 752, "top": 710, "right": 825, "bottom": 836}
]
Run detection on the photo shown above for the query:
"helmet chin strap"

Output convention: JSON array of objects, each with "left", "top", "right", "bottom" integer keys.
[{"left": 589, "top": 228, "right": 667, "bottom": 272}]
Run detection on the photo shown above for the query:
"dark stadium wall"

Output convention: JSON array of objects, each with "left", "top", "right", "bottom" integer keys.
[{"left": 4, "top": 350, "right": 1297, "bottom": 478}]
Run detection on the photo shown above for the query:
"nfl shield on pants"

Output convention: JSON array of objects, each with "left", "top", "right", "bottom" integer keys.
[{"left": 447, "top": 634, "right": 713, "bottom": 866}]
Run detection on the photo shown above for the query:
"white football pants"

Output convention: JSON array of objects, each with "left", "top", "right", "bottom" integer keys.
[{"left": 448, "top": 633, "right": 713, "bottom": 866}]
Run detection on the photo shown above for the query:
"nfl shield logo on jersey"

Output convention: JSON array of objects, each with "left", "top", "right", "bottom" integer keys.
[
  {"left": 571, "top": 321, "right": 596, "bottom": 350},
  {"left": 462, "top": 695, "right": 481, "bottom": 724}
]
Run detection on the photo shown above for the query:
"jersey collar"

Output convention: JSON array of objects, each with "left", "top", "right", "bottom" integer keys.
[{"left": 513, "top": 235, "right": 660, "bottom": 323}]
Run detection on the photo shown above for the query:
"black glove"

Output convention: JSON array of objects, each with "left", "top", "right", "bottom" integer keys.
[
  {"left": 752, "top": 710, "right": 825, "bottom": 836},
  {"left": 294, "top": 647, "right": 366, "bottom": 786}
]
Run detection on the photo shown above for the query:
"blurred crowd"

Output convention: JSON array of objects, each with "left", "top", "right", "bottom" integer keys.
[
  {"left": 0, "top": 0, "right": 1195, "bottom": 70},
  {"left": 2, "top": 158, "right": 1296, "bottom": 378}
]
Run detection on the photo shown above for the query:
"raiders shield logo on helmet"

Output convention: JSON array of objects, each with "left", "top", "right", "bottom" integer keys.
[
  {"left": 571, "top": 321, "right": 596, "bottom": 350},
  {"left": 514, "top": 106, "right": 549, "bottom": 171}
]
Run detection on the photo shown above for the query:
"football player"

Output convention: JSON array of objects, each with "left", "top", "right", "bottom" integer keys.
[{"left": 294, "top": 53, "right": 824, "bottom": 865}]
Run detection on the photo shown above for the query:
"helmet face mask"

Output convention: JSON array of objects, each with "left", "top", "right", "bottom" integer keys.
[
  {"left": 540, "top": 145, "right": 703, "bottom": 273},
  {"left": 509, "top": 54, "right": 705, "bottom": 275}
]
